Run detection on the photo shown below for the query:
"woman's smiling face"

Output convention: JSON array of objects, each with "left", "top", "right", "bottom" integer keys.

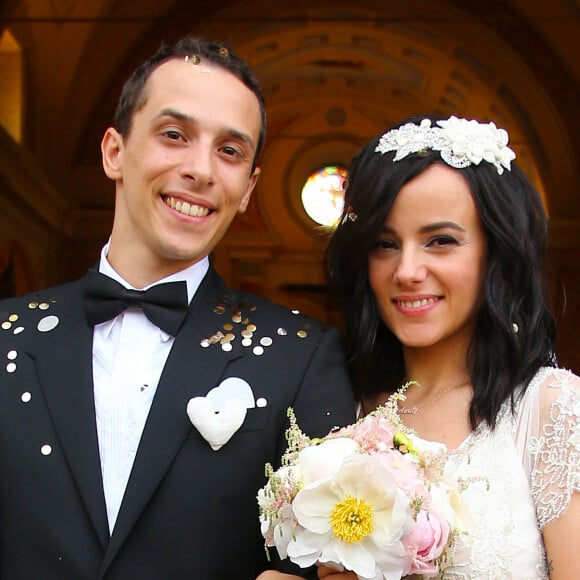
[{"left": 368, "top": 163, "right": 487, "bottom": 353}]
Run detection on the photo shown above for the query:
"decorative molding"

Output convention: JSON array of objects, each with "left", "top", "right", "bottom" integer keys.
[{"left": 0, "top": 126, "right": 67, "bottom": 231}]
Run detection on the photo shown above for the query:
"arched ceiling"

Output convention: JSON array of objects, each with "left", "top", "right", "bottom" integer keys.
[{"left": 1, "top": 0, "right": 579, "bottom": 246}]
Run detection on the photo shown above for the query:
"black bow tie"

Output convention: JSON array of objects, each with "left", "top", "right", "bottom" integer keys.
[{"left": 82, "top": 270, "right": 189, "bottom": 336}]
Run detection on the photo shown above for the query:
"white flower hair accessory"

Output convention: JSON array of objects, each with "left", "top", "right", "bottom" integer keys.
[{"left": 375, "top": 116, "right": 516, "bottom": 175}]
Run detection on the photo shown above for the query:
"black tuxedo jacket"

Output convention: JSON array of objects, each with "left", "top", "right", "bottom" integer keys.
[{"left": 0, "top": 267, "right": 355, "bottom": 580}]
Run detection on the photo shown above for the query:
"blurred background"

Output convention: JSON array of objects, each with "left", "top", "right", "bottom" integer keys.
[{"left": 0, "top": 0, "right": 578, "bottom": 370}]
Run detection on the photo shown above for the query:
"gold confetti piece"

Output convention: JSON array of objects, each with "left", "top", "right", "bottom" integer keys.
[{"left": 185, "top": 54, "right": 201, "bottom": 64}]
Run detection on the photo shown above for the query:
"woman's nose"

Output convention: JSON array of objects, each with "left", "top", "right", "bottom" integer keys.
[{"left": 393, "top": 247, "right": 427, "bottom": 285}]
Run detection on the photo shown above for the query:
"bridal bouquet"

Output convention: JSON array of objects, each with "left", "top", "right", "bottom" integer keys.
[{"left": 257, "top": 384, "right": 470, "bottom": 580}]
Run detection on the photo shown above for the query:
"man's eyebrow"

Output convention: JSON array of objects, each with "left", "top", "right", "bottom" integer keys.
[
  {"left": 155, "top": 108, "right": 193, "bottom": 123},
  {"left": 155, "top": 108, "right": 256, "bottom": 152},
  {"left": 226, "top": 128, "right": 256, "bottom": 153}
]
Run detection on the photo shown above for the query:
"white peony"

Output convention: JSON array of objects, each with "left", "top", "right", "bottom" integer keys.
[
  {"left": 288, "top": 453, "right": 416, "bottom": 580},
  {"left": 298, "top": 437, "right": 360, "bottom": 484}
]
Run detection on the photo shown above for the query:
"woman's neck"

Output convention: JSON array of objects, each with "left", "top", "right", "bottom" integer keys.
[{"left": 402, "top": 341, "right": 470, "bottom": 395}]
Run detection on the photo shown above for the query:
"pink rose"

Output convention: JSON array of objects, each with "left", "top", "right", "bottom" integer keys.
[
  {"left": 402, "top": 510, "right": 450, "bottom": 576},
  {"left": 374, "top": 451, "right": 429, "bottom": 500},
  {"left": 349, "top": 414, "right": 396, "bottom": 452}
]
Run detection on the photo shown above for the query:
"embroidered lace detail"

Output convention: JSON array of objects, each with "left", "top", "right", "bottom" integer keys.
[
  {"left": 443, "top": 404, "right": 527, "bottom": 578},
  {"left": 417, "top": 367, "right": 579, "bottom": 579},
  {"left": 529, "top": 368, "right": 580, "bottom": 529}
]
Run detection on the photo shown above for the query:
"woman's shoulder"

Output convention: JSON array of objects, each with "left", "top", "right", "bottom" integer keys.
[
  {"left": 520, "top": 366, "right": 579, "bottom": 412},
  {"left": 517, "top": 367, "right": 580, "bottom": 529}
]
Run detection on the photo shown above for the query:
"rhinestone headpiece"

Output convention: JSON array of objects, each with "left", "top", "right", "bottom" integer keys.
[{"left": 375, "top": 116, "right": 516, "bottom": 175}]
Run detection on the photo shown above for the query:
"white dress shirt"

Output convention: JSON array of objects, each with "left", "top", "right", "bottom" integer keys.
[{"left": 92, "top": 244, "right": 208, "bottom": 533}]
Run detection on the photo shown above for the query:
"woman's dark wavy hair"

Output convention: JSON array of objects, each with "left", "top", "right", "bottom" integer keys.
[
  {"left": 113, "top": 36, "right": 267, "bottom": 172},
  {"left": 326, "top": 114, "right": 556, "bottom": 428}
]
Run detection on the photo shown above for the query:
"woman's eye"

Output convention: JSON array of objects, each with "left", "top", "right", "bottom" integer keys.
[
  {"left": 373, "top": 239, "right": 397, "bottom": 251},
  {"left": 427, "top": 235, "right": 458, "bottom": 247}
]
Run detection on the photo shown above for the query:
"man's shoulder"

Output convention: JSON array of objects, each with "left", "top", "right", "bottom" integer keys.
[
  {"left": 0, "top": 279, "right": 84, "bottom": 333},
  {"left": 0, "top": 279, "right": 82, "bottom": 307},
  {"left": 226, "top": 289, "right": 334, "bottom": 335}
]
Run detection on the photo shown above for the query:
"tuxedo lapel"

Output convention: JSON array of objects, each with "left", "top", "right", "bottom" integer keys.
[
  {"left": 31, "top": 294, "right": 110, "bottom": 548},
  {"left": 100, "top": 267, "right": 242, "bottom": 575}
]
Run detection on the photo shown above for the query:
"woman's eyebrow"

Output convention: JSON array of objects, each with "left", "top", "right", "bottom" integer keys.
[
  {"left": 379, "top": 221, "right": 465, "bottom": 234},
  {"left": 419, "top": 221, "right": 465, "bottom": 234}
]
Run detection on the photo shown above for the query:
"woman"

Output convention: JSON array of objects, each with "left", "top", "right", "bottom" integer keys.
[{"left": 257, "top": 115, "right": 579, "bottom": 579}]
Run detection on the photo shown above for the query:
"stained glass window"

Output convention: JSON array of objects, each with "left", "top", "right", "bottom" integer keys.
[{"left": 300, "top": 165, "right": 347, "bottom": 227}]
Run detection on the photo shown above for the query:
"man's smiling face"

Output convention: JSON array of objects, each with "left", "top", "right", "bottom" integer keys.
[{"left": 102, "top": 57, "right": 261, "bottom": 283}]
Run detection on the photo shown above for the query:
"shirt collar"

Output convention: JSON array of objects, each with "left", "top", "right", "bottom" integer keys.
[
  {"left": 95, "top": 241, "right": 209, "bottom": 338},
  {"left": 98, "top": 240, "right": 209, "bottom": 303}
]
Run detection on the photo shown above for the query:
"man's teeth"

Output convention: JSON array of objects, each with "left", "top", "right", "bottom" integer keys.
[
  {"left": 165, "top": 196, "right": 210, "bottom": 217},
  {"left": 398, "top": 297, "right": 437, "bottom": 308}
]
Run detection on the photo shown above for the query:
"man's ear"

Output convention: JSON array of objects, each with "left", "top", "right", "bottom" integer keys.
[
  {"left": 101, "top": 127, "right": 124, "bottom": 180},
  {"left": 238, "top": 167, "right": 261, "bottom": 214}
]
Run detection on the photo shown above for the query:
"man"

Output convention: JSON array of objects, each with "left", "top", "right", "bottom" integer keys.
[{"left": 0, "top": 38, "right": 355, "bottom": 579}]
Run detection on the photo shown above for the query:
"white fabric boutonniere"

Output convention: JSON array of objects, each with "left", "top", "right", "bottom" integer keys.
[{"left": 187, "top": 377, "right": 258, "bottom": 451}]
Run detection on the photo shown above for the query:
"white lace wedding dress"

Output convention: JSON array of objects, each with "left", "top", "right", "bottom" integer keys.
[{"left": 432, "top": 367, "right": 579, "bottom": 579}]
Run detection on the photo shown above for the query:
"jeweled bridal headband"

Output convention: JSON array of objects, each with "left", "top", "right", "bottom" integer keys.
[{"left": 375, "top": 116, "right": 516, "bottom": 175}]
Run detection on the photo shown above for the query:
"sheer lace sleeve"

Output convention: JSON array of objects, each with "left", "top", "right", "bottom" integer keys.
[{"left": 515, "top": 368, "right": 580, "bottom": 530}]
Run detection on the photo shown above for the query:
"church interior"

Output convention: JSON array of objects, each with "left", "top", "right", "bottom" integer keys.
[{"left": 0, "top": 0, "right": 578, "bottom": 371}]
